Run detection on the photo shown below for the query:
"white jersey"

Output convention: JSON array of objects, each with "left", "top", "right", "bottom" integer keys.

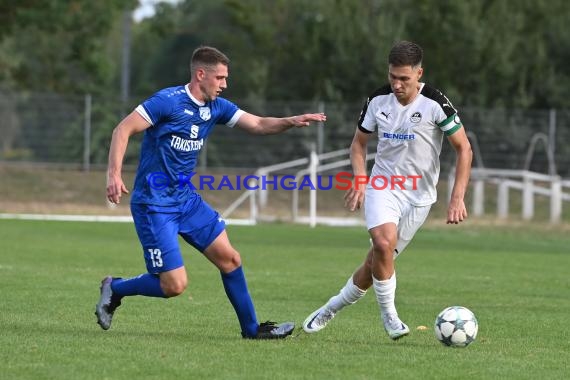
[{"left": 358, "top": 83, "right": 462, "bottom": 206}]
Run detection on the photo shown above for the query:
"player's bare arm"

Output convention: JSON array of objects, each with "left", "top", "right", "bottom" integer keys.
[
  {"left": 446, "top": 126, "right": 473, "bottom": 224},
  {"left": 106, "top": 111, "right": 151, "bottom": 204},
  {"left": 235, "top": 112, "right": 326, "bottom": 135},
  {"left": 344, "top": 129, "right": 370, "bottom": 211}
]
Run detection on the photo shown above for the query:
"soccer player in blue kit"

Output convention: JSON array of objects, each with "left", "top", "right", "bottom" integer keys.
[{"left": 95, "top": 46, "right": 326, "bottom": 339}]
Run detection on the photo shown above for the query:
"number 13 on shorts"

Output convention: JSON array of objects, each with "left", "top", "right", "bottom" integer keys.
[{"left": 148, "top": 248, "right": 163, "bottom": 268}]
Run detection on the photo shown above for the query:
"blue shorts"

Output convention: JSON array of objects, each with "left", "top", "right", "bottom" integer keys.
[{"left": 131, "top": 192, "right": 226, "bottom": 274}]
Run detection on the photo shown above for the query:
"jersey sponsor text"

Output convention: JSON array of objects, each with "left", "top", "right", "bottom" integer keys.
[
  {"left": 170, "top": 135, "right": 204, "bottom": 152},
  {"left": 383, "top": 132, "right": 415, "bottom": 140}
]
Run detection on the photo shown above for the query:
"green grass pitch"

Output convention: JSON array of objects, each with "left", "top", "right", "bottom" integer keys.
[{"left": 1, "top": 220, "right": 569, "bottom": 379}]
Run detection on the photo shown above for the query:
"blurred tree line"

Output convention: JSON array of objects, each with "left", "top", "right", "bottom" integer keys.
[
  {"left": 2, "top": 0, "right": 569, "bottom": 106},
  {"left": 0, "top": 0, "right": 569, "bottom": 170},
  {"left": 129, "top": 0, "right": 570, "bottom": 109}
]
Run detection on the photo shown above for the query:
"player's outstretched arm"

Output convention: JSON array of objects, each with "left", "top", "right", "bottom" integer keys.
[
  {"left": 235, "top": 112, "right": 326, "bottom": 135},
  {"left": 106, "top": 111, "right": 151, "bottom": 204},
  {"left": 446, "top": 127, "right": 472, "bottom": 224}
]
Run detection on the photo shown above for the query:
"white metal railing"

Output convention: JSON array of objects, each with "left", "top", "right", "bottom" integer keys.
[
  {"left": 222, "top": 148, "right": 350, "bottom": 224},
  {"left": 291, "top": 152, "right": 376, "bottom": 225},
  {"left": 448, "top": 168, "right": 570, "bottom": 223},
  {"left": 225, "top": 151, "right": 570, "bottom": 226},
  {"left": 257, "top": 148, "right": 350, "bottom": 208},
  {"left": 222, "top": 148, "right": 361, "bottom": 226}
]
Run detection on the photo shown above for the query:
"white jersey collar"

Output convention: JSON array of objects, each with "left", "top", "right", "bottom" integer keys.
[{"left": 185, "top": 84, "right": 206, "bottom": 106}]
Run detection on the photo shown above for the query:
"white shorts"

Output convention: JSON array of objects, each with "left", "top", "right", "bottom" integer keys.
[{"left": 364, "top": 188, "right": 431, "bottom": 257}]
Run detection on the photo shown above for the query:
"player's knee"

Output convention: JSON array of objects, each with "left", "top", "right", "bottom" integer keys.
[
  {"left": 161, "top": 277, "right": 187, "bottom": 297},
  {"left": 229, "top": 251, "right": 241, "bottom": 268},
  {"left": 219, "top": 250, "right": 242, "bottom": 272},
  {"left": 372, "top": 237, "right": 393, "bottom": 255}
]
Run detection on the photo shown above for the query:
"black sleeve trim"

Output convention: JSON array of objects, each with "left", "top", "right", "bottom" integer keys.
[
  {"left": 421, "top": 84, "right": 457, "bottom": 118},
  {"left": 357, "top": 84, "right": 392, "bottom": 127},
  {"left": 358, "top": 125, "right": 374, "bottom": 134},
  {"left": 370, "top": 84, "right": 392, "bottom": 97}
]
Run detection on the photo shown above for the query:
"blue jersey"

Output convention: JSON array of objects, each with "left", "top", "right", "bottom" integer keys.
[{"left": 131, "top": 84, "right": 244, "bottom": 205}]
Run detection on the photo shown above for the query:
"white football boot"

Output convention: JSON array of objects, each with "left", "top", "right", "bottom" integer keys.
[
  {"left": 303, "top": 306, "right": 336, "bottom": 333},
  {"left": 383, "top": 313, "right": 410, "bottom": 340}
]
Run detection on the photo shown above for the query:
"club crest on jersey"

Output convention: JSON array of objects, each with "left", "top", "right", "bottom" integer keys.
[
  {"left": 410, "top": 112, "right": 422, "bottom": 123},
  {"left": 199, "top": 107, "right": 211, "bottom": 121}
]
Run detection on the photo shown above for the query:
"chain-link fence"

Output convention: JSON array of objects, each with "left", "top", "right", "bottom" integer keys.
[
  {"left": 2, "top": 90, "right": 569, "bottom": 222},
  {"left": 1, "top": 90, "right": 569, "bottom": 178}
]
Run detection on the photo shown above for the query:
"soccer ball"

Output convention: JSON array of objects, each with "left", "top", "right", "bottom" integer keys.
[{"left": 434, "top": 306, "right": 478, "bottom": 347}]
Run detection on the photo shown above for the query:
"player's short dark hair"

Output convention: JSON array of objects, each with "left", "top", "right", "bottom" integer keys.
[
  {"left": 190, "top": 46, "right": 230, "bottom": 73},
  {"left": 388, "top": 41, "right": 423, "bottom": 68}
]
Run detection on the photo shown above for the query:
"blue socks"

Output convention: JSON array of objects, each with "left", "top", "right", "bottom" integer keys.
[
  {"left": 221, "top": 266, "right": 259, "bottom": 337},
  {"left": 109, "top": 267, "right": 258, "bottom": 337},
  {"left": 111, "top": 273, "right": 166, "bottom": 298}
]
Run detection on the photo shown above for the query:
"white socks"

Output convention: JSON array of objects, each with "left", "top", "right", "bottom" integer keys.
[
  {"left": 372, "top": 272, "right": 397, "bottom": 318},
  {"left": 325, "top": 276, "right": 367, "bottom": 313},
  {"left": 322, "top": 273, "right": 397, "bottom": 319}
]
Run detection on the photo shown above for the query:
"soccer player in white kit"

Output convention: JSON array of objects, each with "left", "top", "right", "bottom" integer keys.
[{"left": 303, "top": 41, "right": 472, "bottom": 340}]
